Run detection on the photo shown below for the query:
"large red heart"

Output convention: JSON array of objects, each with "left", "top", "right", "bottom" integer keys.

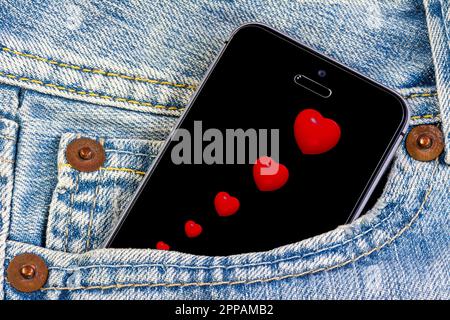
[
  {"left": 253, "top": 156, "right": 289, "bottom": 191},
  {"left": 184, "top": 220, "right": 203, "bottom": 238},
  {"left": 294, "top": 109, "right": 341, "bottom": 154},
  {"left": 214, "top": 192, "right": 240, "bottom": 217}
]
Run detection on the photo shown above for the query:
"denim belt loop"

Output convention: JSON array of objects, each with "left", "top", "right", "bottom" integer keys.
[{"left": 423, "top": 0, "right": 450, "bottom": 164}]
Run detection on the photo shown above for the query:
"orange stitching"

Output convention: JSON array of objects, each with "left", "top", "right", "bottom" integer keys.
[
  {"left": 40, "top": 160, "right": 438, "bottom": 292},
  {"left": 410, "top": 114, "right": 440, "bottom": 121},
  {"left": 404, "top": 92, "right": 437, "bottom": 99},
  {"left": 1, "top": 46, "right": 196, "bottom": 90},
  {"left": 58, "top": 163, "right": 146, "bottom": 176},
  {"left": 0, "top": 157, "right": 14, "bottom": 164},
  {"left": 0, "top": 71, "right": 185, "bottom": 112}
]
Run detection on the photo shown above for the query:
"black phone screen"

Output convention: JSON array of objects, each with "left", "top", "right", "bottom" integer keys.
[{"left": 108, "top": 24, "right": 407, "bottom": 255}]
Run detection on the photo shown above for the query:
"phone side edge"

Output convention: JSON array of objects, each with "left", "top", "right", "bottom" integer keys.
[{"left": 346, "top": 93, "right": 410, "bottom": 223}]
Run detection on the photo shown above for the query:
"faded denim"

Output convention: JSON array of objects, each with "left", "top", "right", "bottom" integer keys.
[{"left": 0, "top": 0, "right": 448, "bottom": 299}]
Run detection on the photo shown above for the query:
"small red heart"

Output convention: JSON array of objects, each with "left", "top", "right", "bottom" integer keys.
[
  {"left": 253, "top": 156, "right": 289, "bottom": 191},
  {"left": 184, "top": 220, "right": 203, "bottom": 238},
  {"left": 214, "top": 192, "right": 240, "bottom": 217},
  {"left": 156, "top": 241, "right": 170, "bottom": 250},
  {"left": 294, "top": 109, "right": 341, "bottom": 154}
]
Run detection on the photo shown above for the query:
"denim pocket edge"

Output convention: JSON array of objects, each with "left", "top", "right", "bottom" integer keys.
[{"left": 0, "top": 118, "right": 18, "bottom": 300}]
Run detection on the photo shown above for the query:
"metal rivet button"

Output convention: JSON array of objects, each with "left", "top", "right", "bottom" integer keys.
[
  {"left": 417, "top": 134, "right": 432, "bottom": 149},
  {"left": 20, "top": 264, "right": 36, "bottom": 279},
  {"left": 406, "top": 125, "right": 444, "bottom": 162},
  {"left": 78, "top": 146, "right": 94, "bottom": 160},
  {"left": 7, "top": 253, "right": 48, "bottom": 293},
  {"left": 66, "top": 138, "right": 105, "bottom": 172}
]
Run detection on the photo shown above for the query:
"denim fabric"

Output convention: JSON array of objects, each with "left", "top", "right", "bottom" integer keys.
[
  {"left": 46, "top": 133, "right": 163, "bottom": 254},
  {"left": 0, "top": 0, "right": 448, "bottom": 299}
]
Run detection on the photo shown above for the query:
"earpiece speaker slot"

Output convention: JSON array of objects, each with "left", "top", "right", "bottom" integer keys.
[{"left": 294, "top": 74, "right": 332, "bottom": 98}]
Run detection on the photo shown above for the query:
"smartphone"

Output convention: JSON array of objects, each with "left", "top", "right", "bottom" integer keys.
[{"left": 106, "top": 24, "right": 409, "bottom": 255}]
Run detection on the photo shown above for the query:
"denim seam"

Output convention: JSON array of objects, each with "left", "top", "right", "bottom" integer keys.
[
  {"left": 64, "top": 172, "right": 80, "bottom": 253},
  {"left": 0, "top": 131, "right": 16, "bottom": 300},
  {"left": 104, "top": 150, "right": 156, "bottom": 157},
  {"left": 0, "top": 135, "right": 15, "bottom": 141},
  {"left": 58, "top": 163, "right": 146, "bottom": 176},
  {"left": 0, "top": 158, "right": 14, "bottom": 164},
  {"left": 85, "top": 174, "right": 100, "bottom": 252},
  {"left": 85, "top": 140, "right": 104, "bottom": 252},
  {"left": 1, "top": 46, "right": 196, "bottom": 90},
  {"left": 0, "top": 72, "right": 438, "bottom": 114},
  {"left": 49, "top": 204, "right": 400, "bottom": 272},
  {"left": 0, "top": 47, "right": 436, "bottom": 101},
  {"left": 410, "top": 114, "right": 440, "bottom": 120},
  {"left": 38, "top": 160, "right": 438, "bottom": 291},
  {"left": 0, "top": 71, "right": 185, "bottom": 112},
  {"left": 404, "top": 92, "right": 438, "bottom": 98}
]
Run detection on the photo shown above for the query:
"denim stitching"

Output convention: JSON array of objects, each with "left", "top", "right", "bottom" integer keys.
[
  {"left": 1, "top": 46, "right": 196, "bottom": 90},
  {"left": 40, "top": 160, "right": 438, "bottom": 291},
  {"left": 0, "top": 128, "right": 16, "bottom": 300},
  {"left": 405, "top": 92, "right": 438, "bottom": 98},
  {"left": 85, "top": 140, "right": 104, "bottom": 252},
  {"left": 85, "top": 174, "right": 101, "bottom": 252},
  {"left": 0, "top": 158, "right": 14, "bottom": 164},
  {"left": 410, "top": 114, "right": 440, "bottom": 120},
  {"left": 48, "top": 204, "right": 400, "bottom": 272},
  {"left": 64, "top": 173, "right": 80, "bottom": 253},
  {"left": 0, "top": 135, "right": 15, "bottom": 141},
  {"left": 104, "top": 150, "right": 153, "bottom": 157},
  {"left": 0, "top": 69, "right": 438, "bottom": 114},
  {"left": 0, "top": 46, "right": 437, "bottom": 100},
  {"left": 58, "top": 163, "right": 146, "bottom": 175},
  {"left": 0, "top": 67, "right": 439, "bottom": 113},
  {"left": 0, "top": 71, "right": 185, "bottom": 112}
]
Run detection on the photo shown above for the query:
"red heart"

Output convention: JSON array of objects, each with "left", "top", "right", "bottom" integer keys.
[
  {"left": 184, "top": 220, "right": 203, "bottom": 238},
  {"left": 214, "top": 192, "right": 240, "bottom": 217},
  {"left": 253, "top": 156, "right": 289, "bottom": 191},
  {"left": 294, "top": 109, "right": 341, "bottom": 154},
  {"left": 156, "top": 241, "right": 170, "bottom": 250}
]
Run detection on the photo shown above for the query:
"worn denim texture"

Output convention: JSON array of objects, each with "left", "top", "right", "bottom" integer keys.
[{"left": 0, "top": 0, "right": 448, "bottom": 299}]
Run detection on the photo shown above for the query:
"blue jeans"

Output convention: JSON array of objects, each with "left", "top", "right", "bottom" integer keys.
[{"left": 0, "top": 0, "right": 448, "bottom": 299}]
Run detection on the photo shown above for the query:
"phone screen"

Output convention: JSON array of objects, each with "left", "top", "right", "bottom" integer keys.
[{"left": 107, "top": 24, "right": 407, "bottom": 255}]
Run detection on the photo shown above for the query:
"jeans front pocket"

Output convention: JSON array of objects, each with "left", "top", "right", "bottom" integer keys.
[
  {"left": 45, "top": 133, "right": 162, "bottom": 253},
  {"left": 3, "top": 124, "right": 448, "bottom": 299}
]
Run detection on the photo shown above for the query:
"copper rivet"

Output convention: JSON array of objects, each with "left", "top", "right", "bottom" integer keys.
[
  {"left": 406, "top": 125, "right": 444, "bottom": 162},
  {"left": 7, "top": 253, "right": 48, "bottom": 293},
  {"left": 66, "top": 138, "right": 105, "bottom": 172},
  {"left": 78, "top": 146, "right": 93, "bottom": 160},
  {"left": 417, "top": 134, "right": 432, "bottom": 149},
  {"left": 20, "top": 264, "right": 36, "bottom": 280}
]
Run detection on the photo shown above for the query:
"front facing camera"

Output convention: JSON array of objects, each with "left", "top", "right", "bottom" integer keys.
[{"left": 318, "top": 69, "right": 327, "bottom": 78}]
